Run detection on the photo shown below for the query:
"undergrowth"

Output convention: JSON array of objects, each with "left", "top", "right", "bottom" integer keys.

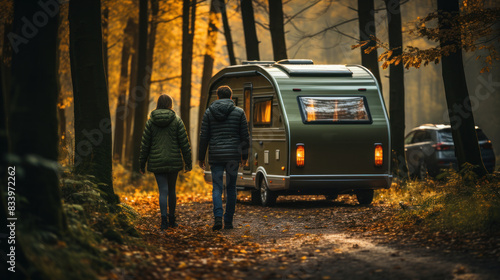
[
  {"left": 21, "top": 170, "right": 142, "bottom": 280},
  {"left": 377, "top": 164, "right": 500, "bottom": 234}
]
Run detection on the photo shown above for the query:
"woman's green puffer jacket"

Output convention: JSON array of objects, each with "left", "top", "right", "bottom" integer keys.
[{"left": 139, "top": 109, "right": 192, "bottom": 173}]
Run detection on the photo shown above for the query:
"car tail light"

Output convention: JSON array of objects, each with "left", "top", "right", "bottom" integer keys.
[
  {"left": 374, "top": 144, "right": 383, "bottom": 167},
  {"left": 482, "top": 141, "right": 493, "bottom": 149},
  {"left": 432, "top": 142, "right": 452, "bottom": 151},
  {"left": 296, "top": 143, "right": 305, "bottom": 167}
]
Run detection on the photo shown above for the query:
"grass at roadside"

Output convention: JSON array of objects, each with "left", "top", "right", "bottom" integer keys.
[{"left": 377, "top": 164, "right": 500, "bottom": 234}]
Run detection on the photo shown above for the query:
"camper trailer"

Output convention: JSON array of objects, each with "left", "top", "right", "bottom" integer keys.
[{"left": 202, "top": 59, "right": 391, "bottom": 206}]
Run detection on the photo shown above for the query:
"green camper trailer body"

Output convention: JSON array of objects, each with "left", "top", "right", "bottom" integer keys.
[{"left": 202, "top": 60, "right": 391, "bottom": 205}]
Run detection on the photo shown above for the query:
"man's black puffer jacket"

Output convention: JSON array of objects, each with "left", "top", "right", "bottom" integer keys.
[{"left": 198, "top": 99, "right": 249, "bottom": 164}]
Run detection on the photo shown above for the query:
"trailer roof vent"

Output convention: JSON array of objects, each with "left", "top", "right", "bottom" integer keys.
[
  {"left": 276, "top": 59, "right": 314, "bottom": 65},
  {"left": 242, "top": 60, "right": 276, "bottom": 65},
  {"left": 274, "top": 64, "right": 353, "bottom": 77}
]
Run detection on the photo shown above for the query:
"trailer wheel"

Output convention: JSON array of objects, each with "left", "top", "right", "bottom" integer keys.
[
  {"left": 356, "top": 189, "right": 374, "bottom": 205},
  {"left": 260, "top": 177, "right": 277, "bottom": 207},
  {"left": 251, "top": 188, "right": 262, "bottom": 205}
]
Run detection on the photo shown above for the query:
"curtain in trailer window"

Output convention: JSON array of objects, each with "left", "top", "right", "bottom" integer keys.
[
  {"left": 299, "top": 96, "right": 370, "bottom": 123},
  {"left": 253, "top": 98, "right": 272, "bottom": 126}
]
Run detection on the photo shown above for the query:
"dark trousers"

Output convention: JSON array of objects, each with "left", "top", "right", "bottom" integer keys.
[
  {"left": 210, "top": 161, "right": 239, "bottom": 223},
  {"left": 154, "top": 172, "right": 179, "bottom": 217}
]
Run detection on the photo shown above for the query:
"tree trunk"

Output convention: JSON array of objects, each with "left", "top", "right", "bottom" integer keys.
[
  {"left": 1, "top": 21, "right": 12, "bottom": 118},
  {"left": 130, "top": 0, "right": 150, "bottom": 176},
  {"left": 56, "top": 10, "right": 66, "bottom": 151},
  {"left": 113, "top": 18, "right": 134, "bottom": 162},
  {"left": 268, "top": 0, "right": 287, "bottom": 61},
  {"left": 437, "top": 0, "right": 487, "bottom": 176},
  {"left": 0, "top": 54, "right": 6, "bottom": 159},
  {"left": 240, "top": 0, "right": 260, "bottom": 61},
  {"left": 102, "top": 3, "right": 109, "bottom": 84},
  {"left": 124, "top": 20, "right": 139, "bottom": 165},
  {"left": 198, "top": 0, "right": 222, "bottom": 160},
  {"left": 358, "top": 0, "right": 383, "bottom": 91},
  {"left": 220, "top": 0, "right": 236, "bottom": 65},
  {"left": 147, "top": 0, "right": 159, "bottom": 77},
  {"left": 180, "top": 0, "right": 197, "bottom": 140},
  {"left": 128, "top": 0, "right": 158, "bottom": 171},
  {"left": 69, "top": 0, "right": 118, "bottom": 203},
  {"left": 384, "top": 0, "right": 408, "bottom": 179}
]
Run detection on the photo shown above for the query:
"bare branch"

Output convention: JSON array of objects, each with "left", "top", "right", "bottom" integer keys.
[{"left": 151, "top": 75, "right": 182, "bottom": 84}]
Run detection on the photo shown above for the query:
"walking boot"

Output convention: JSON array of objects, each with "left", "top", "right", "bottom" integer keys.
[
  {"left": 168, "top": 214, "right": 178, "bottom": 228},
  {"left": 160, "top": 215, "right": 168, "bottom": 230},
  {"left": 224, "top": 221, "right": 234, "bottom": 229},
  {"left": 212, "top": 217, "right": 223, "bottom": 231}
]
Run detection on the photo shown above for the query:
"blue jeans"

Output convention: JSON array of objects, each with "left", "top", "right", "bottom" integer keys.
[
  {"left": 154, "top": 172, "right": 179, "bottom": 217},
  {"left": 211, "top": 161, "right": 239, "bottom": 223}
]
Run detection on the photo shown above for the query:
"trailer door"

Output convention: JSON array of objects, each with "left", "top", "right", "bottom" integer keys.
[{"left": 243, "top": 83, "right": 252, "bottom": 175}]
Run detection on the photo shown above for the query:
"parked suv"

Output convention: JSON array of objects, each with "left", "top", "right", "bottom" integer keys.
[{"left": 404, "top": 124, "right": 495, "bottom": 179}]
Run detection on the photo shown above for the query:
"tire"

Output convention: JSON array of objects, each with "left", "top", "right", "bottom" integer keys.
[
  {"left": 418, "top": 161, "right": 428, "bottom": 180},
  {"left": 325, "top": 194, "right": 338, "bottom": 200},
  {"left": 356, "top": 189, "right": 374, "bottom": 205},
  {"left": 259, "top": 176, "right": 277, "bottom": 207},
  {"left": 251, "top": 188, "right": 261, "bottom": 205}
]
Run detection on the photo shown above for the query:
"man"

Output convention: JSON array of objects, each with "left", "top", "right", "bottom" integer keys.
[{"left": 198, "top": 85, "right": 250, "bottom": 230}]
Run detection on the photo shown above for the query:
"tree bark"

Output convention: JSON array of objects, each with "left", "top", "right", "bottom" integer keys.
[
  {"left": 268, "top": 0, "right": 287, "bottom": 61},
  {"left": 102, "top": 3, "right": 109, "bottom": 84},
  {"left": 384, "top": 0, "right": 408, "bottom": 179},
  {"left": 124, "top": 20, "right": 139, "bottom": 165},
  {"left": 437, "top": 0, "right": 487, "bottom": 176},
  {"left": 130, "top": 0, "right": 150, "bottom": 176},
  {"left": 113, "top": 18, "right": 134, "bottom": 162},
  {"left": 358, "top": 0, "right": 383, "bottom": 91},
  {"left": 1, "top": 21, "right": 12, "bottom": 120},
  {"left": 240, "top": 0, "right": 260, "bottom": 61},
  {"left": 181, "top": 0, "right": 197, "bottom": 140},
  {"left": 220, "top": 0, "right": 236, "bottom": 65},
  {"left": 198, "top": 0, "right": 222, "bottom": 160},
  {"left": 69, "top": 0, "right": 118, "bottom": 203}
]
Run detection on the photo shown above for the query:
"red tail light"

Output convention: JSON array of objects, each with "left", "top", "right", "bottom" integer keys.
[
  {"left": 433, "top": 142, "right": 453, "bottom": 151},
  {"left": 374, "top": 144, "right": 383, "bottom": 167},
  {"left": 296, "top": 143, "right": 305, "bottom": 167}
]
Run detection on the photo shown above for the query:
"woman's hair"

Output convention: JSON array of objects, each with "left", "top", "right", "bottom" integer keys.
[{"left": 156, "top": 94, "right": 173, "bottom": 110}]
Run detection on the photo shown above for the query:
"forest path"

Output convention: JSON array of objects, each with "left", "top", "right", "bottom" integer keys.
[{"left": 108, "top": 193, "right": 500, "bottom": 280}]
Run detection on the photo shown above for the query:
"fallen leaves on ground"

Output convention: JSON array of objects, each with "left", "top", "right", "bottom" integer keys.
[{"left": 99, "top": 191, "right": 500, "bottom": 279}]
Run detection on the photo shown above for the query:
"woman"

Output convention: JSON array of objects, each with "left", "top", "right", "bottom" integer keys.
[{"left": 140, "top": 94, "right": 192, "bottom": 230}]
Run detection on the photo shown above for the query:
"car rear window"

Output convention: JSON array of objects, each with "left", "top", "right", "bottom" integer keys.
[
  {"left": 439, "top": 128, "right": 489, "bottom": 142},
  {"left": 298, "top": 96, "right": 371, "bottom": 124}
]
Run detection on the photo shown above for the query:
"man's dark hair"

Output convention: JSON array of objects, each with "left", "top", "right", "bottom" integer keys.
[
  {"left": 156, "top": 94, "right": 173, "bottom": 110},
  {"left": 217, "top": 85, "right": 232, "bottom": 99}
]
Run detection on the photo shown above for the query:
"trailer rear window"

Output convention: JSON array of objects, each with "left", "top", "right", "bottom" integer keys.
[{"left": 298, "top": 96, "right": 371, "bottom": 124}]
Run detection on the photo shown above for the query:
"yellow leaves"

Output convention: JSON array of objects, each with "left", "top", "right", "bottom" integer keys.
[
  {"left": 479, "top": 67, "right": 489, "bottom": 73},
  {"left": 177, "top": 261, "right": 187, "bottom": 269}
]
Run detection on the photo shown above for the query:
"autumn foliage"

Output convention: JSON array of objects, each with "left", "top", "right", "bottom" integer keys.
[{"left": 352, "top": 2, "right": 500, "bottom": 72}]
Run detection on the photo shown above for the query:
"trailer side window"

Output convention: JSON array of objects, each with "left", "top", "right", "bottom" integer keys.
[
  {"left": 253, "top": 97, "right": 272, "bottom": 126},
  {"left": 298, "top": 96, "right": 371, "bottom": 124}
]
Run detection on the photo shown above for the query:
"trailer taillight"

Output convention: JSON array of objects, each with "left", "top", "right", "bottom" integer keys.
[
  {"left": 296, "top": 144, "right": 305, "bottom": 167},
  {"left": 374, "top": 144, "right": 383, "bottom": 167}
]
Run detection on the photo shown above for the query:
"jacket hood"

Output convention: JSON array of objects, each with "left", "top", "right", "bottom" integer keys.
[
  {"left": 150, "top": 109, "right": 176, "bottom": 127},
  {"left": 208, "top": 99, "right": 236, "bottom": 121}
]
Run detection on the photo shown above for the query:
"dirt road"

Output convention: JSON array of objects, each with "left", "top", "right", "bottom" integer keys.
[{"left": 115, "top": 193, "right": 500, "bottom": 280}]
